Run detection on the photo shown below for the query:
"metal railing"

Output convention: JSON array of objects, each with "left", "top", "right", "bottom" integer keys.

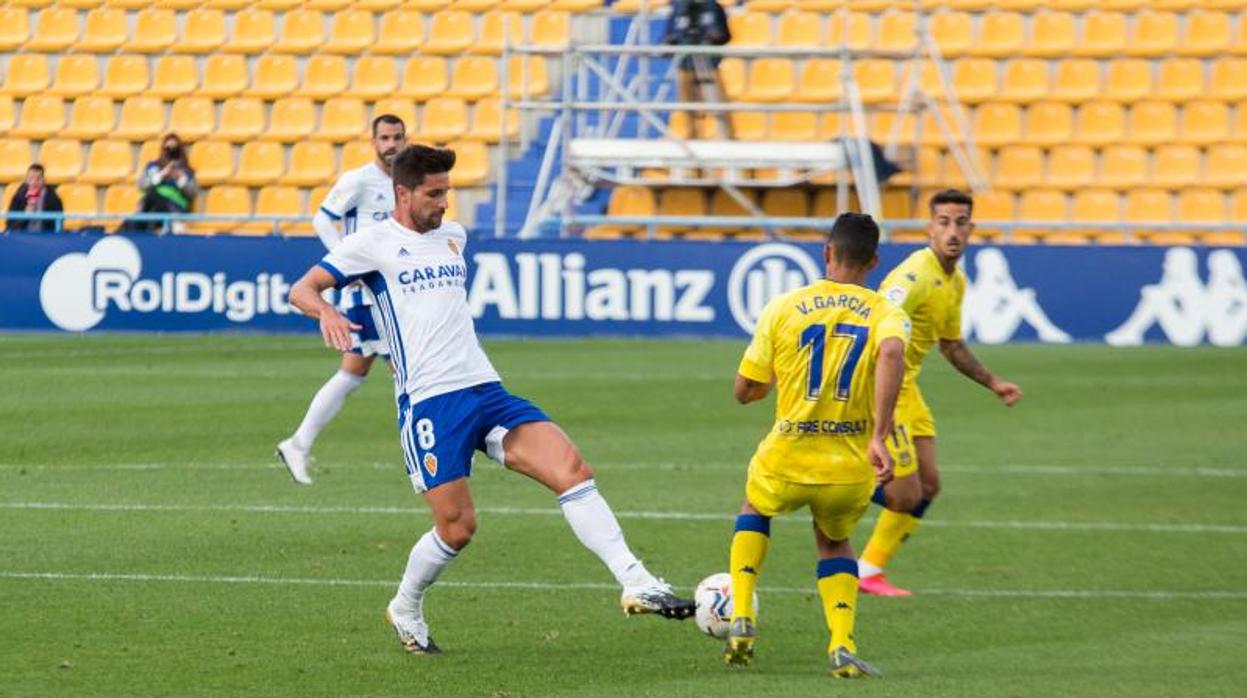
[{"left": 1, "top": 211, "right": 311, "bottom": 236}]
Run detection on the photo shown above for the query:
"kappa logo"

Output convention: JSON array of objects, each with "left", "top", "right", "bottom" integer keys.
[
  {"left": 423, "top": 453, "right": 439, "bottom": 477},
  {"left": 963, "top": 248, "right": 1071, "bottom": 344},
  {"left": 727, "top": 243, "right": 822, "bottom": 333},
  {"left": 1106, "top": 248, "right": 1246, "bottom": 347},
  {"left": 398, "top": 247, "right": 411, "bottom": 258}
]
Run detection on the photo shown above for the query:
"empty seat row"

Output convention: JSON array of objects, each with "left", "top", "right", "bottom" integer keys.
[
  {"left": 4, "top": 1, "right": 595, "bottom": 10},
  {"left": 989, "top": 143, "right": 1247, "bottom": 190},
  {"left": 0, "top": 7, "right": 571, "bottom": 55},
  {"left": 0, "top": 53, "right": 549, "bottom": 101}
]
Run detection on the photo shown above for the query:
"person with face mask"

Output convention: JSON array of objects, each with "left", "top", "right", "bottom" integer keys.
[
  {"left": 135, "top": 133, "right": 199, "bottom": 232},
  {"left": 6, "top": 163, "right": 63, "bottom": 233}
]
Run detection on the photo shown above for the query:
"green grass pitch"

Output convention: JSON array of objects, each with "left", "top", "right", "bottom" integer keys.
[{"left": 1, "top": 335, "right": 1245, "bottom": 697}]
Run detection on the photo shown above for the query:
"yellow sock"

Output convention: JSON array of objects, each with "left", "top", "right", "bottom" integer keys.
[
  {"left": 729, "top": 514, "right": 770, "bottom": 621},
  {"left": 861, "top": 508, "right": 921, "bottom": 571},
  {"left": 816, "top": 558, "right": 860, "bottom": 654}
]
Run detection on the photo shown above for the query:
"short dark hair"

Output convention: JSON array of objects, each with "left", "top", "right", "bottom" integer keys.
[
  {"left": 928, "top": 188, "right": 973, "bottom": 216},
  {"left": 825, "top": 212, "right": 879, "bottom": 269},
  {"left": 27, "top": 163, "right": 45, "bottom": 174},
  {"left": 392, "top": 145, "right": 456, "bottom": 189},
  {"left": 372, "top": 113, "right": 405, "bottom": 136}
]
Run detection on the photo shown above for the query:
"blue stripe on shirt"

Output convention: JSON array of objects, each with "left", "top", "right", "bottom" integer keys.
[
  {"left": 319, "top": 206, "right": 343, "bottom": 221},
  {"left": 317, "top": 260, "right": 346, "bottom": 286}
]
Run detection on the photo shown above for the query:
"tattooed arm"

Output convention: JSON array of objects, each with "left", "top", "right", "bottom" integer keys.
[{"left": 938, "top": 338, "right": 1022, "bottom": 406}]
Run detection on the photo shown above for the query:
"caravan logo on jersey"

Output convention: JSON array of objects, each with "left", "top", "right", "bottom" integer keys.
[
  {"left": 38, "top": 237, "right": 293, "bottom": 331},
  {"left": 727, "top": 243, "right": 823, "bottom": 333}
]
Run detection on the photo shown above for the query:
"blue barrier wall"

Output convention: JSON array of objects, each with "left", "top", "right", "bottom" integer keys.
[{"left": 2, "top": 232, "right": 1243, "bottom": 345}]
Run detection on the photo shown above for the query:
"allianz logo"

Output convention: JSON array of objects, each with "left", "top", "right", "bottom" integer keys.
[
  {"left": 39, "top": 237, "right": 295, "bottom": 332},
  {"left": 466, "top": 244, "right": 821, "bottom": 331}
]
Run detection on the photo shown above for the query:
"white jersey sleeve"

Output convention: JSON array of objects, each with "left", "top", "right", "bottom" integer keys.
[
  {"left": 319, "top": 169, "right": 361, "bottom": 222},
  {"left": 319, "top": 229, "right": 377, "bottom": 287}
]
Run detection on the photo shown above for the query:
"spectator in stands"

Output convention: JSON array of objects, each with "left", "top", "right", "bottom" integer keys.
[
  {"left": 665, "top": 0, "right": 733, "bottom": 139},
  {"left": 5, "top": 164, "right": 63, "bottom": 233},
  {"left": 135, "top": 133, "right": 198, "bottom": 232}
]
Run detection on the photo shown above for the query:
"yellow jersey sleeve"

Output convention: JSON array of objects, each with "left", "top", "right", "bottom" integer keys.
[
  {"left": 738, "top": 297, "right": 780, "bottom": 383},
  {"left": 876, "top": 303, "right": 912, "bottom": 345},
  {"left": 941, "top": 274, "right": 966, "bottom": 341},
  {"left": 880, "top": 267, "right": 926, "bottom": 317}
]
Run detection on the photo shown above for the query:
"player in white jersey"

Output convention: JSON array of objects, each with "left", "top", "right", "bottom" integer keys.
[
  {"left": 276, "top": 115, "right": 407, "bottom": 484},
  {"left": 288, "top": 145, "right": 695, "bottom": 654}
]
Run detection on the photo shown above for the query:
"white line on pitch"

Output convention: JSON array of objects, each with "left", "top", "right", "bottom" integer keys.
[
  {"left": 2, "top": 571, "right": 1244, "bottom": 601},
  {"left": 3, "top": 500, "right": 1245, "bottom": 535}
]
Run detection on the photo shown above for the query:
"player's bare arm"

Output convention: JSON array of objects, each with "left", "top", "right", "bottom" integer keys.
[
  {"left": 938, "top": 338, "right": 1022, "bottom": 406},
  {"left": 290, "top": 266, "right": 362, "bottom": 353},
  {"left": 870, "top": 337, "right": 905, "bottom": 485},
  {"left": 733, "top": 374, "right": 773, "bottom": 404}
]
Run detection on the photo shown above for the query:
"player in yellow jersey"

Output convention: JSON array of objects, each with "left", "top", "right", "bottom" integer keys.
[
  {"left": 723, "top": 213, "right": 910, "bottom": 679},
  {"left": 858, "top": 189, "right": 1024, "bottom": 597}
]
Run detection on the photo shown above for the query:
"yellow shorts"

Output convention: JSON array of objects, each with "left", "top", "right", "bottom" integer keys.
[
  {"left": 745, "top": 466, "right": 873, "bottom": 541},
  {"left": 897, "top": 381, "right": 936, "bottom": 438},
  {"left": 887, "top": 421, "right": 918, "bottom": 479}
]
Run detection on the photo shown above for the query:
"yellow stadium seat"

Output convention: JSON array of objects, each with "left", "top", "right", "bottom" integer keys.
[
  {"left": 326, "top": 9, "right": 374, "bottom": 54},
  {"left": 0, "top": 96, "right": 13, "bottom": 134},
  {"left": 810, "top": 188, "right": 847, "bottom": 223},
  {"left": 1016, "top": 189, "right": 1067, "bottom": 238},
  {"left": 951, "top": 58, "right": 997, "bottom": 104},
  {"left": 0, "top": 139, "right": 33, "bottom": 183},
  {"left": 761, "top": 188, "right": 808, "bottom": 221},
  {"left": 728, "top": 11, "right": 772, "bottom": 47},
  {"left": 502, "top": 0, "right": 551, "bottom": 10},
  {"left": 766, "top": 111, "right": 814, "bottom": 141},
  {"left": 306, "top": 184, "right": 332, "bottom": 216},
  {"left": 375, "top": 11, "right": 424, "bottom": 55},
  {"left": 265, "top": 98, "right": 315, "bottom": 143},
  {"left": 610, "top": 0, "right": 669, "bottom": 11},
  {"left": 1181, "top": 10, "right": 1231, "bottom": 58},
  {"left": 826, "top": 12, "right": 871, "bottom": 52},
  {"left": 200, "top": 54, "right": 249, "bottom": 99},
  {"left": 424, "top": 11, "right": 474, "bottom": 55},
  {"left": 115, "top": 96, "right": 164, "bottom": 141},
  {"left": 449, "top": 56, "right": 500, "bottom": 100},
  {"left": 588, "top": 185, "right": 653, "bottom": 238},
  {"left": 0, "top": 8, "right": 29, "bottom": 52},
  {"left": 531, "top": 10, "right": 569, "bottom": 49},
  {"left": 969, "top": 12, "right": 1023, "bottom": 58},
  {"left": 1024, "top": 102, "right": 1074, "bottom": 146},
  {"left": 419, "top": 97, "right": 469, "bottom": 143},
  {"left": 401, "top": 57, "right": 450, "bottom": 101},
  {"left": 1211, "top": 58, "right": 1247, "bottom": 101},
  {"left": 49, "top": 56, "right": 101, "bottom": 97},
  {"left": 1000, "top": 59, "right": 1049, "bottom": 103},
  {"left": 27, "top": 7, "right": 78, "bottom": 51},
  {"left": 149, "top": 55, "right": 197, "bottom": 99},
  {"left": 191, "top": 186, "right": 250, "bottom": 236},
  {"left": 407, "top": 0, "right": 453, "bottom": 9},
  {"left": 1073, "top": 101, "right": 1125, "bottom": 146},
  {"left": 1075, "top": 11, "right": 1126, "bottom": 58},
  {"left": 317, "top": 97, "right": 368, "bottom": 142},
  {"left": 470, "top": 11, "right": 524, "bottom": 55},
  {"left": 1175, "top": 188, "right": 1228, "bottom": 238},
  {"left": 854, "top": 60, "right": 897, "bottom": 104},
  {"left": 453, "top": 0, "right": 501, "bottom": 10},
  {"left": 1070, "top": 189, "right": 1126, "bottom": 242},
  {"left": 218, "top": 97, "right": 266, "bottom": 143},
  {"left": 1046, "top": 145, "right": 1095, "bottom": 190},
  {"left": 1150, "top": 144, "right": 1200, "bottom": 189},
  {"left": 12, "top": 95, "right": 64, "bottom": 139},
  {"left": 80, "top": 139, "right": 132, "bottom": 185},
  {"left": 1234, "top": 101, "right": 1247, "bottom": 143},
  {"left": 182, "top": 9, "right": 227, "bottom": 54},
  {"left": 39, "top": 138, "right": 83, "bottom": 184},
  {"left": 745, "top": 58, "right": 795, "bottom": 103},
  {"left": 188, "top": 140, "right": 233, "bottom": 185},
  {"left": 10, "top": 0, "right": 53, "bottom": 6},
  {"left": 1155, "top": 58, "right": 1204, "bottom": 103},
  {"left": 99, "top": 55, "right": 149, "bottom": 99},
  {"left": 1124, "top": 10, "right": 1177, "bottom": 58},
  {"left": 126, "top": 8, "right": 176, "bottom": 53},
  {"left": 1205, "top": 144, "right": 1247, "bottom": 188},
  {"left": 157, "top": 0, "right": 205, "bottom": 8},
  {"left": 467, "top": 97, "right": 519, "bottom": 143},
  {"left": 447, "top": 140, "right": 488, "bottom": 187},
  {"left": 76, "top": 7, "right": 126, "bottom": 52},
  {"left": 1125, "top": 188, "right": 1173, "bottom": 237},
  {"left": 971, "top": 103, "right": 1021, "bottom": 146},
  {"left": 299, "top": 55, "right": 349, "bottom": 100},
  {"left": 1180, "top": 100, "right": 1230, "bottom": 146},
  {"left": 371, "top": 98, "right": 418, "bottom": 135},
  {"left": 876, "top": 10, "right": 917, "bottom": 54},
  {"left": 259, "top": 0, "right": 303, "bottom": 11},
  {"left": 59, "top": 183, "right": 98, "bottom": 229},
  {"left": 305, "top": 0, "right": 352, "bottom": 10},
  {"left": 926, "top": 10, "right": 970, "bottom": 58},
  {"left": 966, "top": 189, "right": 1013, "bottom": 239},
  {"left": 1050, "top": 59, "right": 1100, "bottom": 103},
  {"left": 227, "top": 9, "right": 276, "bottom": 54},
  {"left": 548, "top": 0, "right": 600, "bottom": 9},
  {"left": 281, "top": 141, "right": 335, "bottom": 187},
  {"left": 233, "top": 141, "right": 284, "bottom": 187},
  {"left": 274, "top": 9, "right": 325, "bottom": 54},
  {"left": 716, "top": 58, "right": 746, "bottom": 101},
  {"left": 245, "top": 54, "right": 297, "bottom": 100},
  {"left": 993, "top": 145, "right": 1043, "bottom": 190},
  {"left": 255, "top": 185, "right": 307, "bottom": 236},
  {"left": 169, "top": 97, "right": 215, "bottom": 140},
  {"left": 1128, "top": 101, "right": 1177, "bottom": 146},
  {"left": 656, "top": 188, "right": 706, "bottom": 235},
  {"left": 1103, "top": 59, "right": 1153, "bottom": 103},
  {"left": 795, "top": 59, "right": 842, "bottom": 104},
  {"left": 2, "top": 54, "right": 50, "bottom": 98},
  {"left": 777, "top": 10, "right": 822, "bottom": 48},
  {"left": 728, "top": 111, "right": 768, "bottom": 141},
  {"left": 103, "top": 185, "right": 140, "bottom": 218},
  {"left": 505, "top": 56, "right": 550, "bottom": 98},
  {"left": 349, "top": 56, "right": 400, "bottom": 100},
  {"left": 340, "top": 140, "right": 372, "bottom": 170},
  {"left": 64, "top": 96, "right": 115, "bottom": 140},
  {"left": 1028, "top": 10, "right": 1075, "bottom": 58},
  {"left": 1232, "top": 189, "right": 1247, "bottom": 223},
  {"left": 202, "top": 0, "right": 251, "bottom": 6},
  {"left": 1098, "top": 145, "right": 1147, "bottom": 188}
]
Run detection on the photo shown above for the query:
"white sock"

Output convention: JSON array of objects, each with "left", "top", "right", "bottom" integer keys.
[
  {"left": 558, "top": 479, "right": 650, "bottom": 588},
  {"left": 858, "top": 560, "right": 883, "bottom": 578},
  {"left": 291, "top": 370, "right": 365, "bottom": 450},
  {"left": 395, "top": 529, "right": 459, "bottom": 611}
]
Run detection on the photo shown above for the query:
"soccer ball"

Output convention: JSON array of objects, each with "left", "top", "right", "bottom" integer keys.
[{"left": 693, "top": 572, "right": 758, "bottom": 639}]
